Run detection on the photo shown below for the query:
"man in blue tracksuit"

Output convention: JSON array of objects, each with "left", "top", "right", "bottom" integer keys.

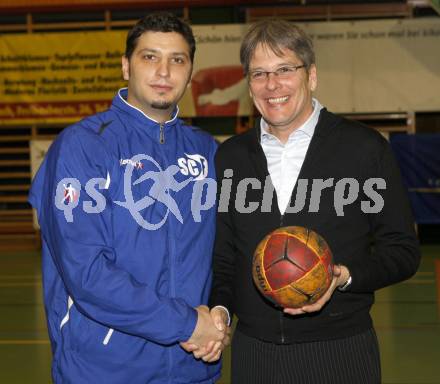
[{"left": 29, "top": 13, "right": 228, "bottom": 383}]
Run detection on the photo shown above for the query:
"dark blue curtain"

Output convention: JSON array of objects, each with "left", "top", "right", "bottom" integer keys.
[{"left": 390, "top": 134, "right": 440, "bottom": 224}]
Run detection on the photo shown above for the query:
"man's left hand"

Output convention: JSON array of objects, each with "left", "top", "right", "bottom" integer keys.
[{"left": 283, "top": 264, "right": 350, "bottom": 316}]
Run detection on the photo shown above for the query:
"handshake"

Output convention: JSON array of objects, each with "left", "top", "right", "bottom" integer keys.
[{"left": 180, "top": 305, "right": 231, "bottom": 363}]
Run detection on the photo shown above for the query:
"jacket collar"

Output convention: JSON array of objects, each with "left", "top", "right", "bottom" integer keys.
[{"left": 111, "top": 88, "right": 179, "bottom": 128}]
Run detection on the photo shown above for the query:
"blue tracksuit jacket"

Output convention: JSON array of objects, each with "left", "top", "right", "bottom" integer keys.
[{"left": 29, "top": 88, "right": 221, "bottom": 383}]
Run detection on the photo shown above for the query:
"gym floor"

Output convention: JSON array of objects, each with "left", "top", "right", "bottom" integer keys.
[{"left": 0, "top": 246, "right": 439, "bottom": 384}]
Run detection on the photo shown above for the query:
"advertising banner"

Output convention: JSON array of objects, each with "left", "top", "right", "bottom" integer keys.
[{"left": 1, "top": 18, "right": 440, "bottom": 124}]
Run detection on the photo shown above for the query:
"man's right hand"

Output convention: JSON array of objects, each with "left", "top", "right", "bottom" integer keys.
[
  {"left": 180, "top": 305, "right": 225, "bottom": 357},
  {"left": 195, "top": 307, "right": 231, "bottom": 362}
]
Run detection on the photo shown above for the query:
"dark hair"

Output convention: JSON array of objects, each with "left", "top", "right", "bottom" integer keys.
[
  {"left": 240, "top": 19, "right": 315, "bottom": 75},
  {"left": 125, "top": 12, "right": 196, "bottom": 62}
]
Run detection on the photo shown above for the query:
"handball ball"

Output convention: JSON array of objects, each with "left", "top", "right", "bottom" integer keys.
[{"left": 252, "top": 226, "right": 333, "bottom": 308}]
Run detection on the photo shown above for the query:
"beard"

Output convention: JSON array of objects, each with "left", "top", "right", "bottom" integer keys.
[{"left": 151, "top": 100, "right": 173, "bottom": 110}]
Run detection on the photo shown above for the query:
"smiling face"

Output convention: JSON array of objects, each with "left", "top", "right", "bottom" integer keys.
[
  {"left": 121, "top": 31, "right": 192, "bottom": 122},
  {"left": 248, "top": 43, "right": 317, "bottom": 142}
]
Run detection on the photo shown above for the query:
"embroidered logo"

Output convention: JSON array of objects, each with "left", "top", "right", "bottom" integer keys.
[
  {"left": 177, "top": 153, "right": 208, "bottom": 181},
  {"left": 63, "top": 183, "right": 78, "bottom": 204},
  {"left": 120, "top": 158, "right": 143, "bottom": 170}
]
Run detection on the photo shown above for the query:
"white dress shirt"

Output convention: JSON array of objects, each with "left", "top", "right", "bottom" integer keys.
[{"left": 260, "top": 98, "right": 323, "bottom": 214}]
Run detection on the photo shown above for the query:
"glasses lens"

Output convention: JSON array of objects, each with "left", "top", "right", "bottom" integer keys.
[{"left": 250, "top": 71, "right": 265, "bottom": 82}]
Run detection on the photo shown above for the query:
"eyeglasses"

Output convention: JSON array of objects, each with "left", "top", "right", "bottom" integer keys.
[{"left": 248, "top": 64, "right": 306, "bottom": 83}]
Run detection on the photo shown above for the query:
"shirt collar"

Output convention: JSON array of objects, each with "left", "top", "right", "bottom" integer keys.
[{"left": 260, "top": 98, "right": 323, "bottom": 143}]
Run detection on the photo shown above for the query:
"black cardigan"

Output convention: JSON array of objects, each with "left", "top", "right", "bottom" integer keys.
[{"left": 209, "top": 108, "right": 420, "bottom": 343}]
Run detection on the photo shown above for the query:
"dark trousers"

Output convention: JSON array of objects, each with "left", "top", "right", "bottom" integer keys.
[{"left": 231, "top": 328, "right": 381, "bottom": 384}]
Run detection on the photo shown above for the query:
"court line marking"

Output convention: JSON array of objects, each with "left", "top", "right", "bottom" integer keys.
[
  {"left": 0, "top": 340, "right": 50, "bottom": 345},
  {"left": 376, "top": 324, "right": 440, "bottom": 330},
  {"left": 0, "top": 283, "right": 42, "bottom": 287},
  {"left": 0, "top": 275, "right": 41, "bottom": 280},
  {"left": 375, "top": 300, "right": 438, "bottom": 304},
  {"left": 409, "top": 188, "right": 440, "bottom": 193},
  {"left": 403, "top": 279, "right": 435, "bottom": 284}
]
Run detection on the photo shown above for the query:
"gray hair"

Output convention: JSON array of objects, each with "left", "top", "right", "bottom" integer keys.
[{"left": 240, "top": 19, "right": 315, "bottom": 75}]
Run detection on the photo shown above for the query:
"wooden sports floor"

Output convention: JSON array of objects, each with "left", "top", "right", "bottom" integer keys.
[{"left": 0, "top": 246, "right": 439, "bottom": 383}]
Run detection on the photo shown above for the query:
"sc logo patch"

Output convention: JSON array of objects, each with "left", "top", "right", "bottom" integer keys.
[{"left": 177, "top": 153, "right": 208, "bottom": 181}]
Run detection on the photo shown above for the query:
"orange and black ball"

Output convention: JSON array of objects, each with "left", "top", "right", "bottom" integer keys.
[{"left": 252, "top": 226, "right": 333, "bottom": 308}]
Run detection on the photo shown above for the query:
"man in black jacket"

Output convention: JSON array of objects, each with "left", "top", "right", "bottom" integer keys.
[{"left": 208, "top": 20, "right": 420, "bottom": 383}]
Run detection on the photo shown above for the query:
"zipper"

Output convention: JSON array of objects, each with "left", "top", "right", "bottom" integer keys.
[
  {"left": 279, "top": 312, "right": 285, "bottom": 344},
  {"left": 279, "top": 213, "right": 286, "bottom": 343},
  {"left": 167, "top": 221, "right": 175, "bottom": 382},
  {"left": 158, "top": 141, "right": 173, "bottom": 380},
  {"left": 159, "top": 123, "right": 165, "bottom": 144},
  {"left": 167, "top": 181, "right": 176, "bottom": 376}
]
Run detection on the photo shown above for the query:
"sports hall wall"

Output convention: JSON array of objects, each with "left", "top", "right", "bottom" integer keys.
[{"left": 0, "top": 1, "right": 439, "bottom": 249}]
